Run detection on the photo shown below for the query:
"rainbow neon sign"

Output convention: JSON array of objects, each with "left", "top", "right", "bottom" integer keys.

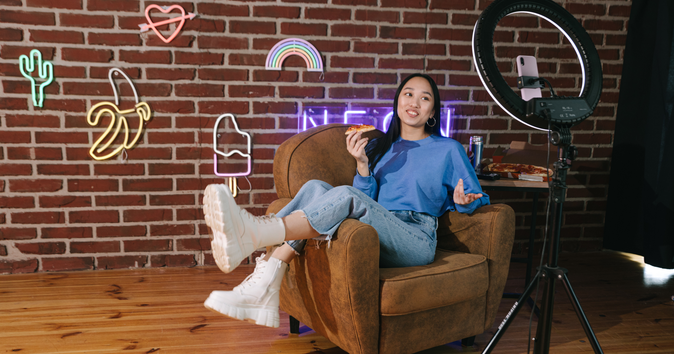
[
  {"left": 300, "top": 106, "right": 454, "bottom": 138},
  {"left": 265, "top": 38, "right": 323, "bottom": 72}
]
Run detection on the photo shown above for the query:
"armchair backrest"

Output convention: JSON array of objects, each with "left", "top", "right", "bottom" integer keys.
[{"left": 273, "top": 124, "right": 383, "bottom": 199}]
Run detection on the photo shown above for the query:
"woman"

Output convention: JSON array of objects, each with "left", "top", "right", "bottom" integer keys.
[{"left": 202, "top": 74, "right": 489, "bottom": 328}]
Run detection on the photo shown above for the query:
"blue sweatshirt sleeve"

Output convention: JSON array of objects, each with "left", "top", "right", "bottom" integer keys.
[
  {"left": 448, "top": 142, "right": 490, "bottom": 214},
  {"left": 353, "top": 169, "right": 379, "bottom": 201}
]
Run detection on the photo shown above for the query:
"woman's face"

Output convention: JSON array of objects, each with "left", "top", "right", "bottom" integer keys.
[{"left": 397, "top": 76, "right": 435, "bottom": 131}]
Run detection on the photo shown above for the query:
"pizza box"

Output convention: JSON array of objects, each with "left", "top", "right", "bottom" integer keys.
[{"left": 487, "top": 141, "right": 556, "bottom": 182}]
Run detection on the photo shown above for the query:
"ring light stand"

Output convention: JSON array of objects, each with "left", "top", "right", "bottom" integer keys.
[{"left": 472, "top": 1, "right": 604, "bottom": 353}]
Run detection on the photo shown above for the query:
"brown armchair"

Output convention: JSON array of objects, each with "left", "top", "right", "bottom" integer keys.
[{"left": 266, "top": 124, "right": 515, "bottom": 354}]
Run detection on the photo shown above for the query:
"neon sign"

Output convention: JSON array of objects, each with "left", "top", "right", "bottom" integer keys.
[
  {"left": 19, "top": 49, "right": 54, "bottom": 108},
  {"left": 265, "top": 38, "right": 323, "bottom": 72},
  {"left": 300, "top": 106, "right": 454, "bottom": 137},
  {"left": 213, "top": 113, "right": 252, "bottom": 197},
  {"left": 139, "top": 4, "right": 197, "bottom": 44}
]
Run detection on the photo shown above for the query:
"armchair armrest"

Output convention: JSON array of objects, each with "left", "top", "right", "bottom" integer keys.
[
  {"left": 436, "top": 204, "right": 516, "bottom": 331},
  {"left": 266, "top": 200, "right": 380, "bottom": 354}
]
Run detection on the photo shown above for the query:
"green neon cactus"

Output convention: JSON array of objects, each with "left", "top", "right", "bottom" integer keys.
[{"left": 19, "top": 49, "right": 54, "bottom": 108}]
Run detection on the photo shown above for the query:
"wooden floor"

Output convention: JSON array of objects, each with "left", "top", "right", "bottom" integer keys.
[{"left": 1, "top": 250, "right": 673, "bottom": 354}]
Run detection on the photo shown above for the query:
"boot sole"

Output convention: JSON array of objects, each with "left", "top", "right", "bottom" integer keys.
[
  {"left": 204, "top": 294, "right": 280, "bottom": 328},
  {"left": 203, "top": 184, "right": 250, "bottom": 274}
]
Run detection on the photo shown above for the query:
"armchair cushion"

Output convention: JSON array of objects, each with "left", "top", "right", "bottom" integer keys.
[{"left": 379, "top": 250, "right": 488, "bottom": 315}]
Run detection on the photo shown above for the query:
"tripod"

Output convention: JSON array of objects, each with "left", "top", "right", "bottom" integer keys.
[{"left": 481, "top": 126, "right": 604, "bottom": 354}]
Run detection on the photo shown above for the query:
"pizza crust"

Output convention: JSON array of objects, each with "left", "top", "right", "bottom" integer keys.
[{"left": 345, "top": 124, "right": 376, "bottom": 135}]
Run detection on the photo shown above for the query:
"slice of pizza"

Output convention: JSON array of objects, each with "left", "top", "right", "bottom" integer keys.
[
  {"left": 345, "top": 124, "right": 376, "bottom": 135},
  {"left": 485, "top": 163, "right": 521, "bottom": 173}
]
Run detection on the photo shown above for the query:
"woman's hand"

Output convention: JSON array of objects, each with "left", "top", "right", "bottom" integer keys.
[
  {"left": 346, "top": 130, "right": 370, "bottom": 176},
  {"left": 453, "top": 178, "right": 483, "bottom": 205}
]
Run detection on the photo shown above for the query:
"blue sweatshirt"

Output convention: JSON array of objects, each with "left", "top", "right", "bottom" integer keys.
[{"left": 353, "top": 135, "right": 489, "bottom": 216}]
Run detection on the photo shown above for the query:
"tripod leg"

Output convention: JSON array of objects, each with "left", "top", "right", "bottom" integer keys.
[
  {"left": 481, "top": 271, "right": 542, "bottom": 354},
  {"left": 560, "top": 274, "right": 604, "bottom": 354}
]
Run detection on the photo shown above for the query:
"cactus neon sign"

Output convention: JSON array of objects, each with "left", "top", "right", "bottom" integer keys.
[
  {"left": 300, "top": 106, "right": 453, "bottom": 137},
  {"left": 19, "top": 49, "right": 54, "bottom": 108}
]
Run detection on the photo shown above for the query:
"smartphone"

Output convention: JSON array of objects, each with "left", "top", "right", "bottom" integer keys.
[{"left": 516, "top": 55, "right": 542, "bottom": 101}]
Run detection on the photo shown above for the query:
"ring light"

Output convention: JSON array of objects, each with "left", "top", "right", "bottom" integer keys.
[{"left": 471, "top": 0, "right": 603, "bottom": 130}]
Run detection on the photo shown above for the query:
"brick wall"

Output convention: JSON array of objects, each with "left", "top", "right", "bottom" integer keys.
[{"left": 0, "top": 0, "right": 630, "bottom": 273}]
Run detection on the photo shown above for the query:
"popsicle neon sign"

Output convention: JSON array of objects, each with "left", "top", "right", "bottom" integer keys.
[
  {"left": 300, "top": 106, "right": 453, "bottom": 137},
  {"left": 213, "top": 113, "right": 252, "bottom": 197}
]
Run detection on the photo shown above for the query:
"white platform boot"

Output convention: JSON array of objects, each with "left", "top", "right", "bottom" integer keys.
[
  {"left": 203, "top": 184, "right": 286, "bottom": 273},
  {"left": 204, "top": 255, "right": 288, "bottom": 328}
]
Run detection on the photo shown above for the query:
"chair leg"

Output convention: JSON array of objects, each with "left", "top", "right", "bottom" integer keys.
[
  {"left": 461, "top": 336, "right": 476, "bottom": 346},
  {"left": 289, "top": 315, "right": 300, "bottom": 334}
]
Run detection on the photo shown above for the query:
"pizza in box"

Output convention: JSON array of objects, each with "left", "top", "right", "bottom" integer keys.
[{"left": 484, "top": 163, "right": 553, "bottom": 182}]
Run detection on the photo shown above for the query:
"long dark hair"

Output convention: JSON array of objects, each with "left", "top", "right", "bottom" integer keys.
[{"left": 366, "top": 73, "right": 442, "bottom": 171}]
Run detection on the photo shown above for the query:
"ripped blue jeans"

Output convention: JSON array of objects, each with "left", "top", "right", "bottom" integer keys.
[{"left": 275, "top": 179, "right": 438, "bottom": 268}]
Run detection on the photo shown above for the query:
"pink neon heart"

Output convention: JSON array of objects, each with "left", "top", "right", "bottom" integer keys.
[{"left": 144, "top": 4, "right": 186, "bottom": 44}]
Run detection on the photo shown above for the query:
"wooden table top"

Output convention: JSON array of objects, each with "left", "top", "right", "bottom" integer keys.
[{"left": 479, "top": 178, "right": 549, "bottom": 192}]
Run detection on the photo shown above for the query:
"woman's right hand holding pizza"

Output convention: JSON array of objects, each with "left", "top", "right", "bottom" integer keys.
[{"left": 346, "top": 130, "right": 370, "bottom": 177}]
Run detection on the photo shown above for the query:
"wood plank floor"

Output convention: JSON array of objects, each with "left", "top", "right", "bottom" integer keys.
[{"left": 1, "top": 250, "right": 673, "bottom": 354}]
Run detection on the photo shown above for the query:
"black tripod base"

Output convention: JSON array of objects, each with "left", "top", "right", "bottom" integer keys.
[{"left": 481, "top": 266, "right": 604, "bottom": 354}]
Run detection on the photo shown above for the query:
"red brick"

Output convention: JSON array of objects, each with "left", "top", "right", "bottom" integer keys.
[
  {"left": 39, "top": 196, "right": 91, "bottom": 208},
  {"left": 0, "top": 10, "right": 55, "bottom": 25},
  {"left": 185, "top": 18, "right": 225, "bottom": 33},
  {"left": 35, "top": 132, "right": 88, "bottom": 144},
  {"left": 305, "top": 8, "right": 351, "bottom": 20},
  {"left": 331, "top": 56, "right": 375, "bottom": 68},
  {"left": 198, "top": 68, "right": 248, "bottom": 81},
  {"left": 0, "top": 245, "right": 6, "bottom": 256},
  {"left": 94, "top": 164, "right": 144, "bottom": 176},
  {"left": 281, "top": 22, "right": 328, "bottom": 36},
  {"left": 331, "top": 24, "right": 377, "bottom": 38},
  {"left": 60, "top": 13, "right": 114, "bottom": 28},
  {"left": 355, "top": 9, "right": 399, "bottom": 23},
  {"left": 198, "top": 36, "right": 248, "bottom": 50},
  {"left": 149, "top": 194, "right": 195, "bottom": 206},
  {"left": 333, "top": 0, "right": 376, "bottom": 5},
  {"left": 380, "top": 0, "right": 429, "bottom": 8},
  {"left": 230, "top": 20, "right": 276, "bottom": 34},
  {"left": 0, "top": 196, "right": 35, "bottom": 209},
  {"left": 608, "top": 5, "right": 631, "bottom": 17},
  {"left": 518, "top": 31, "right": 560, "bottom": 44},
  {"left": 353, "top": 73, "right": 398, "bottom": 84},
  {"left": 253, "top": 70, "right": 298, "bottom": 82},
  {"left": 254, "top": 5, "right": 300, "bottom": 18},
  {"left": 70, "top": 210, "right": 119, "bottom": 224},
  {"left": 427, "top": 59, "right": 471, "bottom": 72},
  {"left": 146, "top": 68, "right": 195, "bottom": 80},
  {"left": 124, "top": 239, "right": 172, "bottom": 252},
  {"left": 87, "top": 0, "right": 139, "bottom": 12},
  {"left": 0, "top": 259, "right": 38, "bottom": 274},
  {"left": 16, "top": 242, "right": 66, "bottom": 255},
  {"left": 62, "top": 48, "right": 113, "bottom": 62},
  {"left": 150, "top": 254, "right": 196, "bottom": 268},
  {"left": 379, "top": 58, "right": 424, "bottom": 70},
  {"left": 71, "top": 241, "right": 120, "bottom": 253},
  {"left": 253, "top": 102, "right": 297, "bottom": 114},
  {"left": 177, "top": 208, "right": 201, "bottom": 221},
  {"left": 42, "top": 257, "right": 94, "bottom": 271},
  {"left": 122, "top": 179, "right": 173, "bottom": 192},
  {"left": 119, "top": 50, "right": 171, "bottom": 64},
  {"left": 430, "top": 0, "right": 473, "bottom": 10},
  {"left": 352, "top": 42, "right": 398, "bottom": 55},
  {"left": 0, "top": 46, "right": 55, "bottom": 60},
  {"left": 0, "top": 164, "right": 31, "bottom": 176},
  {"left": 197, "top": 3, "right": 248, "bottom": 17},
  {"left": 228, "top": 53, "right": 267, "bottom": 66},
  {"left": 451, "top": 13, "right": 479, "bottom": 26},
  {"left": 583, "top": 19, "right": 624, "bottom": 31},
  {"left": 379, "top": 26, "right": 426, "bottom": 39},
  {"left": 174, "top": 83, "right": 224, "bottom": 97},
  {"left": 10, "top": 179, "right": 63, "bottom": 193},
  {"left": 30, "top": 30, "right": 83, "bottom": 44},
  {"left": 97, "top": 255, "right": 147, "bottom": 269},
  {"left": 0, "top": 228, "right": 37, "bottom": 240},
  {"left": 403, "top": 12, "right": 447, "bottom": 24},
  {"left": 278, "top": 86, "right": 324, "bottom": 99},
  {"left": 0, "top": 28, "right": 23, "bottom": 41},
  {"left": 12, "top": 211, "right": 64, "bottom": 224},
  {"left": 0, "top": 98, "right": 29, "bottom": 111},
  {"left": 565, "top": 3, "right": 606, "bottom": 16},
  {"left": 42, "top": 227, "right": 92, "bottom": 239},
  {"left": 148, "top": 101, "right": 195, "bottom": 114},
  {"left": 175, "top": 51, "right": 223, "bottom": 65},
  {"left": 95, "top": 195, "right": 146, "bottom": 207},
  {"left": 177, "top": 238, "right": 210, "bottom": 251},
  {"left": 88, "top": 33, "right": 142, "bottom": 46},
  {"left": 329, "top": 87, "right": 374, "bottom": 99},
  {"left": 402, "top": 43, "right": 446, "bottom": 56},
  {"left": 228, "top": 85, "right": 274, "bottom": 98},
  {"left": 150, "top": 224, "right": 195, "bottom": 236},
  {"left": 97, "top": 225, "right": 146, "bottom": 238},
  {"left": 27, "top": 0, "right": 82, "bottom": 9},
  {"left": 68, "top": 177, "right": 119, "bottom": 191}
]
